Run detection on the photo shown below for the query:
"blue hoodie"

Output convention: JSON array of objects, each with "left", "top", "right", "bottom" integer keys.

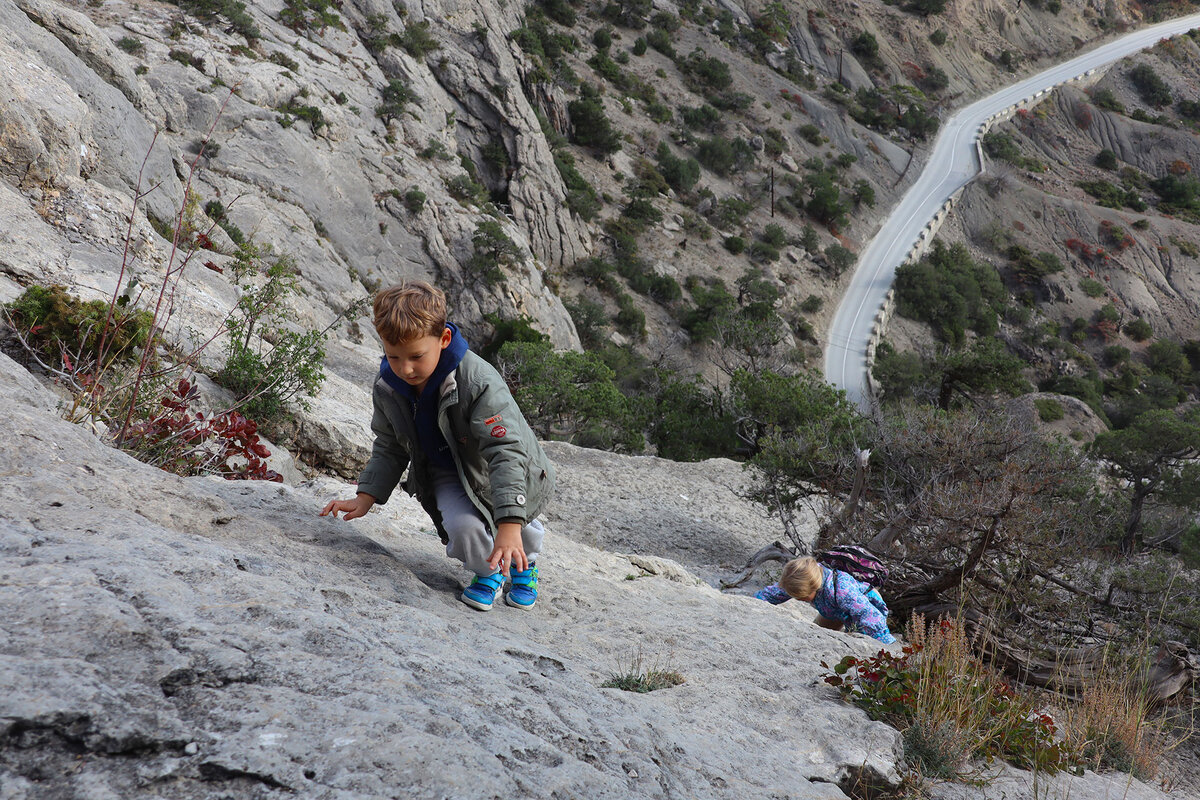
[{"left": 378, "top": 322, "right": 469, "bottom": 472}]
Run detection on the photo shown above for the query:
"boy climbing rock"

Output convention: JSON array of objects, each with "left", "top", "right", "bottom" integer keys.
[{"left": 321, "top": 281, "right": 555, "bottom": 611}]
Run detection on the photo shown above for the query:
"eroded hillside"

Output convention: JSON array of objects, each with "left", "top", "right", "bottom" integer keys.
[{"left": 881, "top": 29, "right": 1200, "bottom": 431}]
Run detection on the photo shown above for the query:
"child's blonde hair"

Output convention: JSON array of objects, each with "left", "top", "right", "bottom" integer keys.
[
  {"left": 780, "top": 556, "right": 823, "bottom": 599},
  {"left": 373, "top": 281, "right": 447, "bottom": 344}
]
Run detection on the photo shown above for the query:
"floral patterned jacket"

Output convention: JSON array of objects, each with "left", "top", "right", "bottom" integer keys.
[{"left": 755, "top": 565, "right": 895, "bottom": 643}]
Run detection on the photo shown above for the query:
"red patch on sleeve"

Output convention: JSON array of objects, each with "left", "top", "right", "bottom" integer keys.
[
  {"left": 490, "top": 425, "right": 507, "bottom": 438},
  {"left": 484, "top": 415, "right": 503, "bottom": 425}
]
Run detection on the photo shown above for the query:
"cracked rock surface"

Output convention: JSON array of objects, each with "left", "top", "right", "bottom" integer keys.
[
  {"left": 1, "top": 354, "right": 1179, "bottom": 800},
  {"left": 0, "top": 352, "right": 897, "bottom": 799}
]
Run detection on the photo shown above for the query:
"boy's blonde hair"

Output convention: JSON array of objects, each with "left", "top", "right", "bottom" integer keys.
[
  {"left": 373, "top": 281, "right": 447, "bottom": 344},
  {"left": 780, "top": 556, "right": 823, "bottom": 599}
]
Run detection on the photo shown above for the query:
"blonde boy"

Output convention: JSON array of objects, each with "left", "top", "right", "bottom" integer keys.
[
  {"left": 321, "top": 281, "right": 555, "bottom": 611},
  {"left": 759, "top": 556, "right": 895, "bottom": 643}
]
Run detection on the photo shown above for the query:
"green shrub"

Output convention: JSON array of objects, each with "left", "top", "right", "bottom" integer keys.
[
  {"left": 169, "top": 48, "right": 204, "bottom": 70},
  {"left": 1090, "top": 87, "right": 1125, "bottom": 113},
  {"left": 1078, "top": 179, "right": 1143, "bottom": 210},
  {"left": 277, "top": 97, "right": 326, "bottom": 132},
  {"left": 169, "top": 0, "right": 260, "bottom": 40},
  {"left": 4, "top": 284, "right": 154, "bottom": 371},
  {"left": 797, "top": 123, "right": 822, "bottom": 145},
  {"left": 376, "top": 79, "right": 416, "bottom": 124},
  {"left": 1080, "top": 277, "right": 1106, "bottom": 297},
  {"left": 1129, "top": 63, "right": 1172, "bottom": 108},
  {"left": 1104, "top": 345, "right": 1131, "bottom": 365},
  {"left": 1181, "top": 525, "right": 1200, "bottom": 569},
  {"left": 496, "top": 340, "right": 643, "bottom": 451},
  {"left": 680, "top": 104, "right": 721, "bottom": 131},
  {"left": 467, "top": 220, "right": 520, "bottom": 285},
  {"left": 851, "top": 31, "right": 879, "bottom": 61},
  {"left": 852, "top": 180, "right": 875, "bottom": 207},
  {"left": 894, "top": 239, "right": 1005, "bottom": 344},
  {"left": 762, "top": 223, "right": 787, "bottom": 248},
  {"left": 116, "top": 36, "right": 145, "bottom": 55},
  {"left": 929, "top": 29, "right": 947, "bottom": 45},
  {"left": 906, "top": 0, "right": 946, "bottom": 15},
  {"left": 724, "top": 235, "right": 746, "bottom": 254},
  {"left": 980, "top": 130, "right": 1017, "bottom": 161},
  {"left": 615, "top": 292, "right": 646, "bottom": 338},
  {"left": 1125, "top": 318, "right": 1153, "bottom": 341},
  {"left": 824, "top": 243, "right": 855, "bottom": 275},
  {"left": 800, "top": 172, "right": 848, "bottom": 230},
  {"left": 279, "top": 0, "right": 343, "bottom": 32},
  {"left": 1095, "top": 149, "right": 1119, "bottom": 170},
  {"left": 696, "top": 136, "right": 753, "bottom": 176},
  {"left": 555, "top": 151, "right": 602, "bottom": 221},
  {"left": 1172, "top": 236, "right": 1200, "bottom": 258},
  {"left": 678, "top": 48, "right": 732, "bottom": 91},
  {"left": 398, "top": 20, "right": 441, "bottom": 58},
  {"left": 656, "top": 142, "right": 700, "bottom": 192},
  {"left": 1035, "top": 397, "right": 1065, "bottom": 422},
  {"left": 710, "top": 196, "right": 755, "bottom": 229},
  {"left": 646, "top": 27, "right": 674, "bottom": 57},
  {"left": 800, "top": 294, "right": 823, "bottom": 314},
  {"left": 919, "top": 67, "right": 949, "bottom": 94},
  {"left": 478, "top": 313, "right": 549, "bottom": 362},
  {"left": 403, "top": 188, "right": 426, "bottom": 213},
  {"left": 541, "top": 0, "right": 577, "bottom": 26},
  {"left": 564, "top": 296, "right": 609, "bottom": 348},
  {"left": 749, "top": 240, "right": 780, "bottom": 263},
  {"left": 575, "top": 257, "right": 620, "bottom": 293},
  {"left": 620, "top": 196, "right": 662, "bottom": 230},
  {"left": 216, "top": 255, "right": 328, "bottom": 427},
  {"left": 569, "top": 84, "right": 622, "bottom": 153},
  {"left": 446, "top": 173, "right": 487, "bottom": 205}
]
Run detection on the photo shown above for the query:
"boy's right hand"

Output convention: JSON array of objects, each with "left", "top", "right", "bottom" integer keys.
[{"left": 320, "top": 493, "right": 376, "bottom": 521}]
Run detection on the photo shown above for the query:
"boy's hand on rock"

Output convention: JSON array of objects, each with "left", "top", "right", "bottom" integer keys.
[
  {"left": 487, "top": 522, "right": 526, "bottom": 576},
  {"left": 320, "top": 493, "right": 375, "bottom": 521}
]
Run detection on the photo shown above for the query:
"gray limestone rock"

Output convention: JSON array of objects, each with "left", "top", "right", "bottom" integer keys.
[
  {"left": 0, "top": 354, "right": 902, "bottom": 799},
  {"left": 0, "top": 0, "right": 180, "bottom": 220}
]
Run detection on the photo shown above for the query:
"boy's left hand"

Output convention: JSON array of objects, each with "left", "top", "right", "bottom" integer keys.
[{"left": 487, "top": 522, "right": 526, "bottom": 576}]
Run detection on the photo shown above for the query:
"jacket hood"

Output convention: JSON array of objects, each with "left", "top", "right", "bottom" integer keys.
[{"left": 377, "top": 322, "right": 469, "bottom": 399}]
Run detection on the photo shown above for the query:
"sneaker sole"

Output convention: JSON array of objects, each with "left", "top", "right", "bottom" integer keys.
[
  {"left": 504, "top": 592, "right": 536, "bottom": 610},
  {"left": 460, "top": 592, "right": 498, "bottom": 612}
]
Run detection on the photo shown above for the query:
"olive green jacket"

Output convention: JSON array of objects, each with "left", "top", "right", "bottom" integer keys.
[{"left": 356, "top": 351, "right": 555, "bottom": 541}]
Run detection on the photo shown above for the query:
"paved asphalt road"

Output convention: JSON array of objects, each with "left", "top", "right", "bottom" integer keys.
[{"left": 823, "top": 11, "right": 1200, "bottom": 410}]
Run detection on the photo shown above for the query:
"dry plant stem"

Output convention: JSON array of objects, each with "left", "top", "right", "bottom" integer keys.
[
  {"left": 95, "top": 130, "right": 162, "bottom": 371},
  {"left": 116, "top": 87, "right": 238, "bottom": 443}
]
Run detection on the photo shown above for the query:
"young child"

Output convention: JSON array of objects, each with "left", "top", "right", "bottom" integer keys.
[
  {"left": 321, "top": 281, "right": 555, "bottom": 612},
  {"left": 756, "top": 556, "right": 895, "bottom": 643}
]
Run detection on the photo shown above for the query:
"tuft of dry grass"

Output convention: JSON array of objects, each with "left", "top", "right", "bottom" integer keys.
[
  {"left": 601, "top": 651, "right": 685, "bottom": 693},
  {"left": 901, "top": 614, "right": 1057, "bottom": 778},
  {"left": 1059, "top": 649, "right": 1164, "bottom": 781}
]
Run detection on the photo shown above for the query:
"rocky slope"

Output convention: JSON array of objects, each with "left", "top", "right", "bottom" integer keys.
[{"left": 0, "top": 352, "right": 1181, "bottom": 800}]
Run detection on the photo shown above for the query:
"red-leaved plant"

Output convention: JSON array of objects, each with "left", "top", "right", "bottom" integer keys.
[{"left": 123, "top": 378, "right": 282, "bottom": 482}]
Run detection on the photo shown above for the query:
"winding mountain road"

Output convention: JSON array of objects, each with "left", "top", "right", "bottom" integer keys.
[{"left": 823, "top": 12, "right": 1200, "bottom": 409}]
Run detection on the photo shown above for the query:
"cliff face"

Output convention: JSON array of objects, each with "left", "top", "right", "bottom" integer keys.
[{"left": 0, "top": 0, "right": 1160, "bottom": 471}]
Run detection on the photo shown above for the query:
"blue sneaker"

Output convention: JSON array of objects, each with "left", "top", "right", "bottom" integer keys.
[
  {"left": 505, "top": 564, "right": 538, "bottom": 610},
  {"left": 460, "top": 572, "right": 505, "bottom": 611}
]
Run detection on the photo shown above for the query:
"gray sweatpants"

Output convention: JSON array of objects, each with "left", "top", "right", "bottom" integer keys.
[{"left": 431, "top": 468, "right": 544, "bottom": 577}]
